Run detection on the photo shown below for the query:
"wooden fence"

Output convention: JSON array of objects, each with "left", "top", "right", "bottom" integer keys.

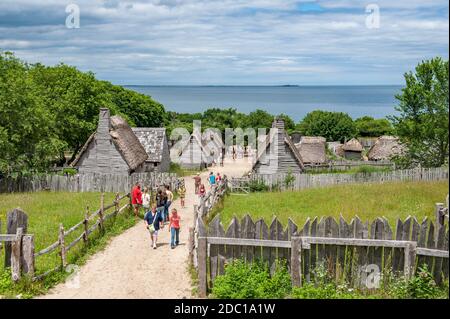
[
  {"left": 0, "top": 172, "right": 178, "bottom": 193},
  {"left": 0, "top": 193, "right": 131, "bottom": 282},
  {"left": 232, "top": 167, "right": 448, "bottom": 192}
]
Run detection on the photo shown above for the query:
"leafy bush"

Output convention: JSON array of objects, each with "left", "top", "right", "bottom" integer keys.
[
  {"left": 245, "top": 179, "right": 269, "bottom": 192},
  {"left": 211, "top": 260, "right": 291, "bottom": 299}
]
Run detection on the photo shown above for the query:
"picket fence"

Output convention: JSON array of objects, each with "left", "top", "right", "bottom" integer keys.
[
  {"left": 232, "top": 167, "right": 448, "bottom": 192},
  {"left": 0, "top": 172, "right": 178, "bottom": 193}
]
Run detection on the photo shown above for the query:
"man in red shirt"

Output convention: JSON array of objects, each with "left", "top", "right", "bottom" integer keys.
[{"left": 131, "top": 182, "right": 143, "bottom": 217}]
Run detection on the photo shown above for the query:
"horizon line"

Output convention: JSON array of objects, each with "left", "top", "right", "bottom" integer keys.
[{"left": 122, "top": 84, "right": 404, "bottom": 87}]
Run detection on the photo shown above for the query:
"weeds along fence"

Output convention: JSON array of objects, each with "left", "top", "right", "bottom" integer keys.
[
  {"left": 303, "top": 160, "right": 394, "bottom": 172},
  {"left": 232, "top": 167, "right": 449, "bottom": 192},
  {"left": 0, "top": 193, "right": 131, "bottom": 282},
  {"left": 0, "top": 172, "right": 178, "bottom": 193}
]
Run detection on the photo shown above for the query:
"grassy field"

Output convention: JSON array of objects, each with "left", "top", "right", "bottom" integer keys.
[
  {"left": 215, "top": 181, "right": 449, "bottom": 227},
  {"left": 0, "top": 191, "right": 136, "bottom": 298}
]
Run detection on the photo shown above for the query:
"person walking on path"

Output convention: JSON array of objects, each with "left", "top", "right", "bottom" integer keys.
[
  {"left": 144, "top": 204, "right": 164, "bottom": 249},
  {"left": 168, "top": 208, "right": 181, "bottom": 249},
  {"left": 193, "top": 173, "right": 201, "bottom": 194},
  {"left": 178, "top": 182, "right": 186, "bottom": 208},
  {"left": 208, "top": 172, "right": 216, "bottom": 189},
  {"left": 142, "top": 187, "right": 151, "bottom": 213},
  {"left": 131, "top": 182, "right": 143, "bottom": 217},
  {"left": 199, "top": 183, "right": 206, "bottom": 198},
  {"left": 164, "top": 185, "right": 174, "bottom": 223},
  {"left": 155, "top": 189, "right": 166, "bottom": 223}
]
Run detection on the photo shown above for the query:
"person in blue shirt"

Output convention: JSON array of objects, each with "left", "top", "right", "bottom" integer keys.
[
  {"left": 144, "top": 204, "right": 164, "bottom": 249},
  {"left": 208, "top": 172, "right": 216, "bottom": 189}
]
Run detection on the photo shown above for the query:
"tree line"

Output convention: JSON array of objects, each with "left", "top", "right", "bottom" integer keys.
[{"left": 1, "top": 51, "right": 447, "bottom": 175}]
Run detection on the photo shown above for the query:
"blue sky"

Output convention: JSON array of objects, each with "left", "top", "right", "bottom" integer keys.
[{"left": 0, "top": 0, "right": 448, "bottom": 85}]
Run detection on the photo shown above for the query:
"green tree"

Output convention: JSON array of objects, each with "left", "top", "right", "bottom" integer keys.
[
  {"left": 297, "top": 110, "right": 357, "bottom": 143},
  {"left": 355, "top": 116, "right": 393, "bottom": 137},
  {"left": 391, "top": 57, "right": 449, "bottom": 167},
  {"left": 276, "top": 113, "right": 296, "bottom": 132},
  {"left": 243, "top": 109, "right": 274, "bottom": 129}
]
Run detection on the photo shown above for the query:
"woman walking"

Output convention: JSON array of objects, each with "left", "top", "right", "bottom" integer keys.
[
  {"left": 164, "top": 185, "right": 174, "bottom": 223},
  {"left": 168, "top": 208, "right": 181, "bottom": 249},
  {"left": 155, "top": 189, "right": 166, "bottom": 223},
  {"left": 178, "top": 182, "right": 186, "bottom": 208},
  {"left": 142, "top": 187, "right": 151, "bottom": 213},
  {"left": 131, "top": 181, "right": 142, "bottom": 217},
  {"left": 144, "top": 204, "right": 164, "bottom": 249}
]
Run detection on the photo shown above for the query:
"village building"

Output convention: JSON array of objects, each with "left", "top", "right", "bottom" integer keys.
[
  {"left": 290, "top": 132, "right": 302, "bottom": 144},
  {"left": 342, "top": 138, "right": 364, "bottom": 160},
  {"left": 327, "top": 141, "right": 343, "bottom": 157},
  {"left": 132, "top": 128, "right": 170, "bottom": 172},
  {"left": 295, "top": 136, "right": 327, "bottom": 165},
  {"left": 71, "top": 108, "right": 148, "bottom": 174},
  {"left": 367, "top": 136, "right": 404, "bottom": 161},
  {"left": 252, "top": 118, "right": 305, "bottom": 174}
]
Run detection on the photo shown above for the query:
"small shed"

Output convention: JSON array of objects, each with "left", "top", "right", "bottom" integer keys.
[
  {"left": 367, "top": 136, "right": 404, "bottom": 161},
  {"left": 295, "top": 136, "right": 327, "bottom": 165},
  {"left": 252, "top": 118, "right": 305, "bottom": 174},
  {"left": 132, "top": 128, "right": 170, "bottom": 172},
  {"left": 72, "top": 108, "right": 148, "bottom": 174},
  {"left": 342, "top": 138, "right": 364, "bottom": 160}
]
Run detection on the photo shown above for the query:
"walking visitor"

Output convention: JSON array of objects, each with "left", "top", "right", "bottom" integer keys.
[
  {"left": 131, "top": 181, "right": 143, "bottom": 217},
  {"left": 155, "top": 189, "right": 167, "bottom": 223},
  {"left": 178, "top": 182, "right": 186, "bottom": 208},
  {"left": 144, "top": 204, "right": 164, "bottom": 249},
  {"left": 208, "top": 172, "right": 216, "bottom": 189},
  {"left": 193, "top": 173, "right": 201, "bottom": 194},
  {"left": 142, "top": 187, "right": 151, "bottom": 213},
  {"left": 168, "top": 208, "right": 181, "bottom": 249},
  {"left": 199, "top": 183, "right": 206, "bottom": 198},
  {"left": 164, "top": 185, "right": 174, "bottom": 223}
]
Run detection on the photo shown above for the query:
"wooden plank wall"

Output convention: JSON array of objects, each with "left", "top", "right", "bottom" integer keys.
[
  {"left": 243, "top": 167, "right": 449, "bottom": 191},
  {"left": 0, "top": 172, "right": 178, "bottom": 193},
  {"left": 203, "top": 214, "right": 449, "bottom": 287}
]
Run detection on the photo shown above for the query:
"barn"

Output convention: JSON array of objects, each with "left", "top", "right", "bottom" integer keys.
[
  {"left": 252, "top": 118, "right": 305, "bottom": 174},
  {"left": 132, "top": 128, "right": 170, "bottom": 172},
  {"left": 71, "top": 108, "right": 148, "bottom": 174}
]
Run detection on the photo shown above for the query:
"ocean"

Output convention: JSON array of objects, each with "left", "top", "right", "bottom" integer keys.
[{"left": 125, "top": 85, "right": 403, "bottom": 121}]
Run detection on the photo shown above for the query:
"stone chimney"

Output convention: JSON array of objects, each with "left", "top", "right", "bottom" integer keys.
[
  {"left": 97, "top": 108, "right": 111, "bottom": 138},
  {"left": 272, "top": 118, "right": 285, "bottom": 130}
]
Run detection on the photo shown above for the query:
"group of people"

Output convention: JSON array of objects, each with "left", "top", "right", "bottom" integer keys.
[
  {"left": 193, "top": 171, "right": 223, "bottom": 197},
  {"left": 131, "top": 181, "right": 183, "bottom": 250}
]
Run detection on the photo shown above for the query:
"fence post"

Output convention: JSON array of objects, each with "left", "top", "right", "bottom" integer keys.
[
  {"left": 435, "top": 203, "right": 445, "bottom": 243},
  {"left": 11, "top": 227, "right": 23, "bottom": 282},
  {"left": 403, "top": 242, "right": 417, "bottom": 279},
  {"left": 83, "top": 206, "right": 89, "bottom": 244},
  {"left": 99, "top": 193, "right": 105, "bottom": 232},
  {"left": 115, "top": 192, "right": 120, "bottom": 214},
  {"left": 188, "top": 227, "right": 195, "bottom": 265},
  {"left": 22, "top": 235, "right": 35, "bottom": 278},
  {"left": 290, "top": 236, "right": 302, "bottom": 287},
  {"left": 59, "top": 223, "right": 67, "bottom": 269},
  {"left": 198, "top": 236, "right": 208, "bottom": 298}
]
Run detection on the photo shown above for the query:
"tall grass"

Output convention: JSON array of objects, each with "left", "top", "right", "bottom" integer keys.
[{"left": 217, "top": 181, "right": 449, "bottom": 227}]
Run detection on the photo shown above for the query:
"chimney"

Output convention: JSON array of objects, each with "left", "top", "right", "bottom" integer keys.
[
  {"left": 97, "top": 108, "right": 111, "bottom": 138},
  {"left": 272, "top": 118, "right": 285, "bottom": 130}
]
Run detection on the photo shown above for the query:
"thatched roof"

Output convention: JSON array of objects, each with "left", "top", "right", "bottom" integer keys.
[
  {"left": 343, "top": 138, "right": 363, "bottom": 152},
  {"left": 367, "top": 136, "right": 404, "bottom": 161},
  {"left": 72, "top": 113, "right": 148, "bottom": 171},
  {"left": 109, "top": 116, "right": 149, "bottom": 170},
  {"left": 132, "top": 128, "right": 167, "bottom": 163},
  {"left": 295, "top": 136, "right": 327, "bottom": 164}
]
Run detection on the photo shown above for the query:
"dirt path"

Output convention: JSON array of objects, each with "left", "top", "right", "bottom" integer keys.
[{"left": 39, "top": 158, "right": 251, "bottom": 299}]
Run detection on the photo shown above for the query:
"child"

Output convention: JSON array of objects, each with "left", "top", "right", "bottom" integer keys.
[
  {"left": 169, "top": 208, "right": 181, "bottom": 249},
  {"left": 178, "top": 182, "right": 186, "bottom": 208},
  {"left": 142, "top": 187, "right": 151, "bottom": 212},
  {"left": 144, "top": 204, "right": 164, "bottom": 249},
  {"left": 199, "top": 183, "right": 206, "bottom": 198}
]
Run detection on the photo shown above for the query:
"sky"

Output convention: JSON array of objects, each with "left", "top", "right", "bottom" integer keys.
[{"left": 0, "top": 0, "right": 448, "bottom": 85}]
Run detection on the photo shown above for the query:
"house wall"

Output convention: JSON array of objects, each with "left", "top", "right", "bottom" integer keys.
[
  {"left": 344, "top": 151, "right": 362, "bottom": 160},
  {"left": 178, "top": 138, "right": 206, "bottom": 169},
  {"left": 76, "top": 109, "right": 130, "bottom": 174}
]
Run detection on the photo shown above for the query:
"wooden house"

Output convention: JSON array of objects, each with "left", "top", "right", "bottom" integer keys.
[
  {"left": 132, "top": 128, "right": 170, "bottom": 172},
  {"left": 173, "top": 131, "right": 207, "bottom": 170},
  {"left": 71, "top": 108, "right": 148, "bottom": 174},
  {"left": 252, "top": 118, "right": 305, "bottom": 174},
  {"left": 367, "top": 136, "right": 404, "bottom": 161},
  {"left": 295, "top": 136, "right": 327, "bottom": 165},
  {"left": 342, "top": 138, "right": 364, "bottom": 160}
]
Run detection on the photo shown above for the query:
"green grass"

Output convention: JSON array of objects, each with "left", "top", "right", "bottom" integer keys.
[
  {"left": 306, "top": 165, "right": 392, "bottom": 175},
  {"left": 169, "top": 162, "right": 206, "bottom": 177},
  {"left": 0, "top": 191, "right": 136, "bottom": 298},
  {"left": 215, "top": 181, "right": 449, "bottom": 227}
]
